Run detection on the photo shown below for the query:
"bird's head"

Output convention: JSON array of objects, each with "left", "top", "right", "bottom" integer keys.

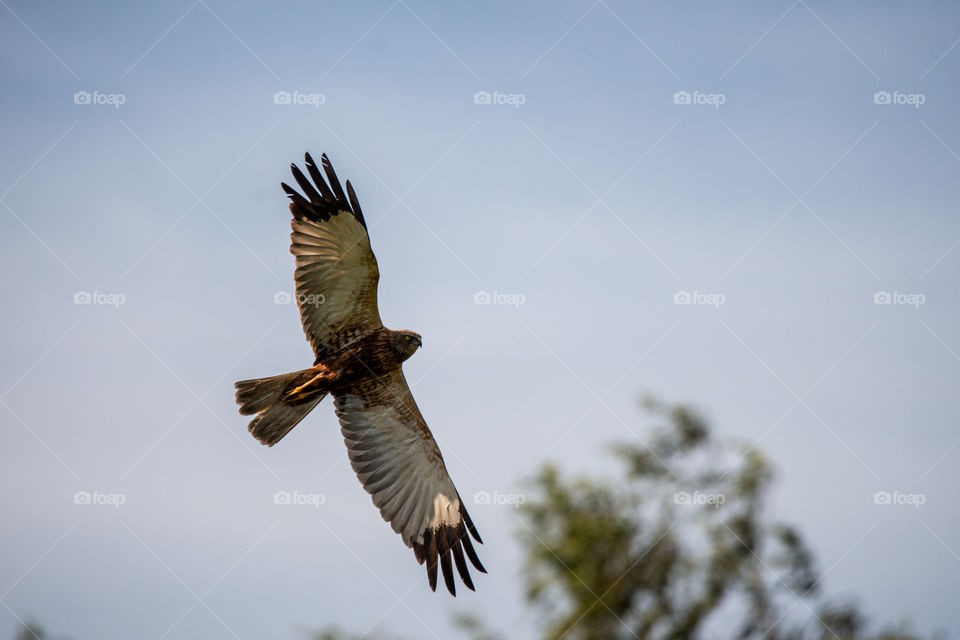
[{"left": 391, "top": 330, "right": 422, "bottom": 361}]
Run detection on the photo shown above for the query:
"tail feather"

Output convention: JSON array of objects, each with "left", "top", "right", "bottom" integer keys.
[{"left": 235, "top": 371, "right": 328, "bottom": 446}]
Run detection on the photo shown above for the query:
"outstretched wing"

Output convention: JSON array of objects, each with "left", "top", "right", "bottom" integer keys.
[
  {"left": 282, "top": 153, "right": 381, "bottom": 362},
  {"left": 333, "top": 369, "right": 486, "bottom": 595}
]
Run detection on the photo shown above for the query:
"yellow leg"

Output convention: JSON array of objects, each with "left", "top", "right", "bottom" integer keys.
[{"left": 282, "top": 370, "right": 330, "bottom": 402}]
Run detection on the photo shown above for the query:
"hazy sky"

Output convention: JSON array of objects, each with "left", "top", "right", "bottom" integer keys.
[{"left": 2, "top": 1, "right": 959, "bottom": 639}]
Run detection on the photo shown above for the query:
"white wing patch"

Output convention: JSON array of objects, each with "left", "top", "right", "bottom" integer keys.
[{"left": 431, "top": 493, "right": 461, "bottom": 530}]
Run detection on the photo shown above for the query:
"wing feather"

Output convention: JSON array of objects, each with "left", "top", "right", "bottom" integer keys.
[
  {"left": 304, "top": 153, "right": 335, "bottom": 201},
  {"left": 333, "top": 369, "right": 485, "bottom": 594},
  {"left": 282, "top": 154, "right": 381, "bottom": 361},
  {"left": 321, "top": 153, "right": 349, "bottom": 205},
  {"left": 290, "top": 164, "right": 323, "bottom": 203},
  {"left": 451, "top": 542, "right": 474, "bottom": 591}
]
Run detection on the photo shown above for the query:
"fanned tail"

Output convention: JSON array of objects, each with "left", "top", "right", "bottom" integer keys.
[{"left": 235, "top": 371, "right": 327, "bottom": 446}]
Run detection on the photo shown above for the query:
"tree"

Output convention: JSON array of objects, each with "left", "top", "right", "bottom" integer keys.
[
  {"left": 13, "top": 621, "right": 48, "bottom": 640},
  {"left": 513, "top": 397, "right": 933, "bottom": 640}
]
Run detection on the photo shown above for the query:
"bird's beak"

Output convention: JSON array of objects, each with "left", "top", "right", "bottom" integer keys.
[{"left": 417, "top": 337, "right": 423, "bottom": 347}]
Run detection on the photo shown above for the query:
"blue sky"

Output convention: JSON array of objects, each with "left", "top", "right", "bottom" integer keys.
[{"left": 2, "top": 1, "right": 960, "bottom": 638}]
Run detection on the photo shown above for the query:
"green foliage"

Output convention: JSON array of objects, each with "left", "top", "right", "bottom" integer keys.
[
  {"left": 308, "top": 627, "right": 404, "bottom": 640},
  {"left": 14, "top": 622, "right": 46, "bottom": 640}
]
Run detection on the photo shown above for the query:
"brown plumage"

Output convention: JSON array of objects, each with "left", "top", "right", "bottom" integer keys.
[{"left": 234, "top": 152, "right": 485, "bottom": 595}]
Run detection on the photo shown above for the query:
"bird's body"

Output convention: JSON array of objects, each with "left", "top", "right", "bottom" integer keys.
[
  {"left": 280, "top": 328, "right": 421, "bottom": 404},
  {"left": 234, "top": 153, "right": 484, "bottom": 595}
]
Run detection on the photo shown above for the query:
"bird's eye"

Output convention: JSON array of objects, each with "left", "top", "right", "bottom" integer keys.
[{"left": 405, "top": 335, "right": 411, "bottom": 341}]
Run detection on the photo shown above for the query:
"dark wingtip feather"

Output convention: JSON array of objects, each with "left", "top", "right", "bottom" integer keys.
[
  {"left": 413, "top": 522, "right": 484, "bottom": 595},
  {"left": 320, "top": 153, "right": 348, "bottom": 204},
  {"left": 460, "top": 502, "right": 483, "bottom": 544},
  {"left": 290, "top": 164, "right": 322, "bottom": 204},
  {"left": 439, "top": 542, "right": 456, "bottom": 596},
  {"left": 281, "top": 182, "right": 312, "bottom": 215},
  {"left": 425, "top": 529, "right": 439, "bottom": 592},
  {"left": 345, "top": 180, "right": 366, "bottom": 228},
  {"left": 282, "top": 152, "right": 364, "bottom": 225},
  {"left": 304, "top": 153, "right": 335, "bottom": 202},
  {"left": 461, "top": 533, "right": 486, "bottom": 574},
  {"left": 451, "top": 542, "right": 475, "bottom": 591}
]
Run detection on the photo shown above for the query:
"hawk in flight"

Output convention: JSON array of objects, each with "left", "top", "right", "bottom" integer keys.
[{"left": 234, "top": 153, "right": 484, "bottom": 595}]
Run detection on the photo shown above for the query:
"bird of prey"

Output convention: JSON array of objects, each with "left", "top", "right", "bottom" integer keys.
[{"left": 234, "top": 153, "right": 484, "bottom": 595}]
